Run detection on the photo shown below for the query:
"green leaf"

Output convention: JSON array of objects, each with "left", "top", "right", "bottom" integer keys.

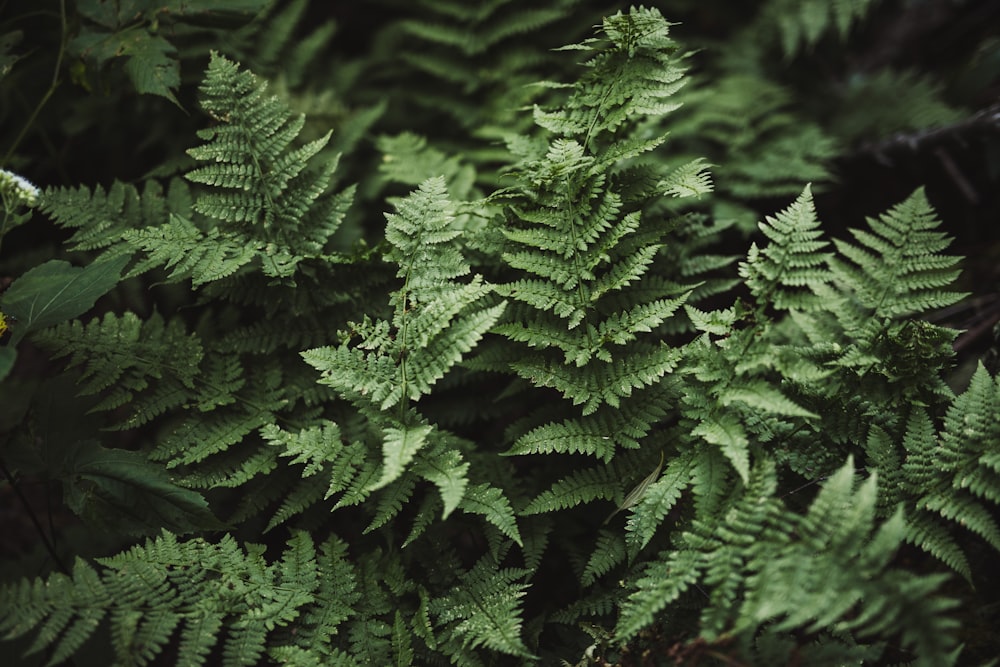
[
  {"left": 120, "top": 32, "right": 181, "bottom": 106},
  {"left": 693, "top": 413, "right": 750, "bottom": 483},
  {"left": 1, "top": 255, "right": 128, "bottom": 345},
  {"left": 64, "top": 441, "right": 228, "bottom": 535},
  {"left": 369, "top": 425, "right": 434, "bottom": 492},
  {"left": 0, "top": 30, "right": 24, "bottom": 79},
  {"left": 0, "top": 347, "right": 15, "bottom": 382}
]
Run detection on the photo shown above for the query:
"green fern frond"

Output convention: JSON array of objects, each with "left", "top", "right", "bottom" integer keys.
[
  {"left": 522, "top": 465, "right": 618, "bottom": 515},
  {"left": 667, "top": 75, "right": 837, "bottom": 206},
  {"left": 34, "top": 311, "right": 202, "bottom": 415},
  {"left": 303, "top": 177, "right": 505, "bottom": 413},
  {"left": 229, "top": 0, "right": 337, "bottom": 88},
  {"left": 122, "top": 52, "right": 352, "bottom": 286},
  {"left": 506, "top": 381, "right": 675, "bottom": 461},
  {"left": 617, "top": 458, "right": 960, "bottom": 664},
  {"left": 541, "top": 7, "right": 685, "bottom": 145},
  {"left": 615, "top": 549, "right": 704, "bottom": 640},
  {"left": 830, "top": 187, "right": 966, "bottom": 320},
  {"left": 739, "top": 185, "right": 832, "bottom": 311},
  {"left": 0, "top": 531, "right": 359, "bottom": 667},
  {"left": 510, "top": 344, "right": 682, "bottom": 416},
  {"left": 761, "top": 0, "right": 879, "bottom": 57},
  {"left": 740, "top": 461, "right": 960, "bottom": 665},
  {"left": 40, "top": 178, "right": 180, "bottom": 255},
  {"left": 624, "top": 451, "right": 693, "bottom": 552},
  {"left": 658, "top": 157, "right": 714, "bottom": 199},
  {"left": 899, "top": 366, "right": 1000, "bottom": 560},
  {"left": 582, "top": 530, "right": 628, "bottom": 586},
  {"left": 460, "top": 482, "right": 522, "bottom": 546},
  {"left": 831, "top": 68, "right": 964, "bottom": 142},
  {"left": 430, "top": 556, "right": 534, "bottom": 658}
]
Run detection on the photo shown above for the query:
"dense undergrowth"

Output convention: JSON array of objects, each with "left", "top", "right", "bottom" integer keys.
[{"left": 1, "top": 1, "right": 999, "bottom": 665}]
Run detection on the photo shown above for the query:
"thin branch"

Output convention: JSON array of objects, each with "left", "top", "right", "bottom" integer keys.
[
  {"left": 1, "top": 0, "right": 68, "bottom": 167},
  {"left": 853, "top": 103, "right": 1000, "bottom": 164},
  {"left": 0, "top": 454, "right": 70, "bottom": 574}
]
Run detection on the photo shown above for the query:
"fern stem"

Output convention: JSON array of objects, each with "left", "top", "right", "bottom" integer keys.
[
  {"left": 1, "top": 0, "right": 67, "bottom": 167},
  {"left": 0, "top": 453, "right": 70, "bottom": 574}
]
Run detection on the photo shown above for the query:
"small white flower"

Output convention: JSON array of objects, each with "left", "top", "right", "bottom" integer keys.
[{"left": 0, "top": 168, "right": 40, "bottom": 207}]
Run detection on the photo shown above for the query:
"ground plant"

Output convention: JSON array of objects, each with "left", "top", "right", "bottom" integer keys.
[{"left": 1, "top": 1, "right": 999, "bottom": 665}]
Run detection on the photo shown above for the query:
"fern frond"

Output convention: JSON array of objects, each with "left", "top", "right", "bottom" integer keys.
[
  {"left": 830, "top": 187, "right": 966, "bottom": 320},
  {"left": 0, "top": 531, "right": 359, "bottom": 667},
  {"left": 761, "top": 0, "right": 879, "bottom": 57},
  {"left": 615, "top": 549, "right": 704, "bottom": 640},
  {"left": 582, "top": 530, "right": 627, "bottom": 586},
  {"left": 506, "top": 381, "right": 675, "bottom": 460},
  {"left": 303, "top": 177, "right": 505, "bottom": 413},
  {"left": 739, "top": 185, "right": 832, "bottom": 311},
  {"left": 40, "top": 178, "right": 178, "bottom": 255},
  {"left": 510, "top": 344, "right": 681, "bottom": 416},
  {"left": 522, "top": 465, "right": 618, "bottom": 515},
  {"left": 430, "top": 556, "right": 534, "bottom": 658},
  {"left": 460, "top": 482, "right": 522, "bottom": 546},
  {"left": 624, "top": 451, "right": 693, "bottom": 552},
  {"left": 34, "top": 311, "right": 202, "bottom": 415},
  {"left": 658, "top": 157, "right": 714, "bottom": 199},
  {"left": 122, "top": 53, "right": 352, "bottom": 286},
  {"left": 124, "top": 213, "right": 259, "bottom": 286},
  {"left": 903, "top": 366, "right": 1000, "bottom": 556}
]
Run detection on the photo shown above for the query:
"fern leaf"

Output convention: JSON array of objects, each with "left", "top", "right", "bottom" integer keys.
[
  {"left": 615, "top": 549, "right": 703, "bottom": 640},
  {"left": 830, "top": 187, "right": 966, "bottom": 320},
  {"left": 691, "top": 412, "right": 750, "bottom": 483},
  {"left": 658, "top": 157, "right": 714, "bottom": 198},
  {"left": 304, "top": 178, "right": 504, "bottom": 413},
  {"left": 624, "top": 451, "right": 693, "bottom": 552},
  {"left": 460, "top": 483, "right": 522, "bottom": 545},
  {"left": 35, "top": 311, "right": 202, "bottom": 415},
  {"left": 124, "top": 213, "right": 258, "bottom": 286},
  {"left": 414, "top": 447, "right": 470, "bottom": 519},
  {"left": 739, "top": 185, "right": 832, "bottom": 311},
  {"left": 582, "top": 530, "right": 627, "bottom": 586},
  {"left": 522, "top": 465, "right": 618, "bottom": 515},
  {"left": 369, "top": 424, "right": 434, "bottom": 492},
  {"left": 430, "top": 557, "right": 534, "bottom": 658}
]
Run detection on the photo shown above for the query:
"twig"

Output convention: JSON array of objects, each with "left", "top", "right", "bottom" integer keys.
[
  {"left": 0, "top": 454, "right": 70, "bottom": 574},
  {"left": 854, "top": 102, "right": 1000, "bottom": 165}
]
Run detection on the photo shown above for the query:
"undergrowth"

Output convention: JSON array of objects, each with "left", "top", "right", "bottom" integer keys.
[{"left": 1, "top": 1, "right": 999, "bottom": 665}]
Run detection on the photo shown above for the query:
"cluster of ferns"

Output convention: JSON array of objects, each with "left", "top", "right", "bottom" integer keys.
[{"left": 0, "top": 3, "right": 997, "bottom": 666}]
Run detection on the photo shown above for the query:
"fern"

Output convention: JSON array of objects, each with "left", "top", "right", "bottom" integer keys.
[
  {"left": 429, "top": 555, "right": 534, "bottom": 659},
  {"left": 34, "top": 311, "right": 202, "bottom": 415},
  {"left": 481, "top": 7, "right": 698, "bottom": 466},
  {"left": 0, "top": 530, "right": 359, "bottom": 667},
  {"left": 303, "top": 177, "right": 504, "bottom": 413},
  {"left": 3, "top": 4, "right": 998, "bottom": 666},
  {"left": 739, "top": 185, "right": 833, "bottom": 312},
  {"left": 123, "top": 52, "right": 353, "bottom": 285},
  {"left": 899, "top": 365, "right": 1000, "bottom": 578},
  {"left": 617, "top": 459, "right": 960, "bottom": 666},
  {"left": 759, "top": 0, "right": 880, "bottom": 57}
]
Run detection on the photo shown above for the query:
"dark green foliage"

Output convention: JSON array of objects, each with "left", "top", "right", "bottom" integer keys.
[{"left": 2, "top": 2, "right": 999, "bottom": 666}]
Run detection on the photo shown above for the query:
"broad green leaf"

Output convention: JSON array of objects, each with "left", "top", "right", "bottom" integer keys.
[
  {"left": 64, "top": 441, "right": 228, "bottom": 535},
  {"left": 1, "top": 255, "right": 128, "bottom": 344},
  {"left": 0, "top": 347, "right": 15, "bottom": 381}
]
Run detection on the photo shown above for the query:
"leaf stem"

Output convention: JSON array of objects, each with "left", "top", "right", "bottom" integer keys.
[
  {"left": 1, "top": 0, "right": 68, "bottom": 167},
  {"left": 0, "top": 453, "right": 70, "bottom": 574}
]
